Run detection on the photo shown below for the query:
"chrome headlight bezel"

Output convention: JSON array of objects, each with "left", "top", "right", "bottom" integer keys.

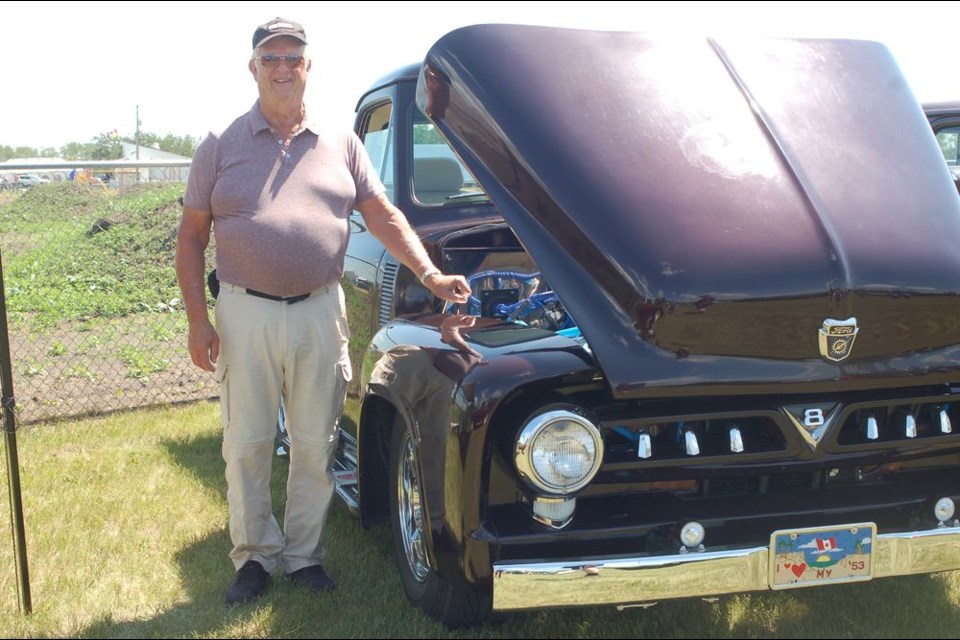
[{"left": 514, "top": 406, "right": 604, "bottom": 495}]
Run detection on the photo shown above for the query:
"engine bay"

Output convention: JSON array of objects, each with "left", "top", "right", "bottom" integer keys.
[{"left": 440, "top": 225, "right": 580, "bottom": 336}]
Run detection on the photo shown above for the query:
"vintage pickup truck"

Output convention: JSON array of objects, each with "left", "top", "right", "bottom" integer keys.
[{"left": 323, "top": 25, "right": 960, "bottom": 627}]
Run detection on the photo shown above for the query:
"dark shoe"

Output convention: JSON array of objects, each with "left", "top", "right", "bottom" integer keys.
[
  {"left": 226, "top": 560, "right": 270, "bottom": 605},
  {"left": 286, "top": 564, "right": 335, "bottom": 593}
]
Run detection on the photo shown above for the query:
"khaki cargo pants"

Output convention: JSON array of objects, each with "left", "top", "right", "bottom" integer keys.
[{"left": 215, "top": 282, "right": 351, "bottom": 574}]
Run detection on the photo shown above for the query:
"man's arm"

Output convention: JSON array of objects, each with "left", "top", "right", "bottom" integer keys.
[
  {"left": 175, "top": 205, "right": 219, "bottom": 371},
  {"left": 356, "top": 193, "right": 471, "bottom": 304}
]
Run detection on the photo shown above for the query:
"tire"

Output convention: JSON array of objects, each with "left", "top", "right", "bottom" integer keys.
[{"left": 388, "top": 418, "right": 491, "bottom": 627}]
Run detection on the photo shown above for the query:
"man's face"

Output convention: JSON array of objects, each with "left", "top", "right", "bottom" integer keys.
[{"left": 249, "top": 36, "right": 311, "bottom": 102}]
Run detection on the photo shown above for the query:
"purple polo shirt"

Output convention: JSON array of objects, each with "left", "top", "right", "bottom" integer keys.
[{"left": 185, "top": 101, "right": 385, "bottom": 297}]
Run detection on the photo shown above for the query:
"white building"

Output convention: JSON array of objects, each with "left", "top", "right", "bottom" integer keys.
[{"left": 120, "top": 143, "right": 191, "bottom": 184}]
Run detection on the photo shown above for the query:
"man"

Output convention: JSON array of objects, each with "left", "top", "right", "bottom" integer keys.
[{"left": 175, "top": 17, "right": 470, "bottom": 606}]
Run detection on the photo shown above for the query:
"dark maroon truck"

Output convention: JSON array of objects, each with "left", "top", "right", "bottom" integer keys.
[{"left": 330, "top": 25, "right": 960, "bottom": 627}]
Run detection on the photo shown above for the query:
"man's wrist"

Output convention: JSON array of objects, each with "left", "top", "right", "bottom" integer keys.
[{"left": 418, "top": 267, "right": 441, "bottom": 284}]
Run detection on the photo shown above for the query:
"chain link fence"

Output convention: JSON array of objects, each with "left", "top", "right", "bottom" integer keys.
[{"left": 0, "top": 176, "right": 217, "bottom": 424}]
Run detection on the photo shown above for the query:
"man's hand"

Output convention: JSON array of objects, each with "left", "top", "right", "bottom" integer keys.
[
  {"left": 187, "top": 318, "right": 220, "bottom": 372},
  {"left": 424, "top": 273, "right": 471, "bottom": 304}
]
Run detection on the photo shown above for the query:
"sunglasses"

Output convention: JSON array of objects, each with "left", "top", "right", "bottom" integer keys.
[{"left": 256, "top": 54, "right": 305, "bottom": 69}]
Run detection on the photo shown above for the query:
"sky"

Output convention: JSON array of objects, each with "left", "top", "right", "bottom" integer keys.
[{"left": 2, "top": 1, "right": 957, "bottom": 151}]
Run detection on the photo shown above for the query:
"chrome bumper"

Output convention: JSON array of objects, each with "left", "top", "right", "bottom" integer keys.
[{"left": 491, "top": 526, "right": 960, "bottom": 611}]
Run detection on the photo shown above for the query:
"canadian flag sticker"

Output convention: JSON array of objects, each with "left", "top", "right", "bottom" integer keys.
[{"left": 816, "top": 537, "right": 837, "bottom": 552}]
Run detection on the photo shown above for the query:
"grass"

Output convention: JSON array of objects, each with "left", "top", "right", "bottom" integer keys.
[
  {"left": 0, "top": 181, "right": 216, "bottom": 424},
  {"left": 1, "top": 402, "right": 960, "bottom": 638},
  {"left": 2, "top": 182, "right": 189, "bottom": 332}
]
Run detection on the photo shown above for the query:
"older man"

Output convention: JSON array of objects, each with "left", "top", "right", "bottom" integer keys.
[{"left": 175, "top": 17, "right": 470, "bottom": 605}]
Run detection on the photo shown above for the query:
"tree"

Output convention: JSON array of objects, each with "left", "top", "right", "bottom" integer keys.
[
  {"left": 120, "top": 132, "right": 198, "bottom": 157},
  {"left": 90, "top": 133, "right": 122, "bottom": 160},
  {"left": 60, "top": 142, "right": 94, "bottom": 160},
  {"left": 2, "top": 130, "right": 199, "bottom": 161},
  {"left": 0, "top": 145, "right": 61, "bottom": 160},
  {"left": 158, "top": 134, "right": 199, "bottom": 157},
  {"left": 413, "top": 123, "right": 446, "bottom": 145},
  {"left": 938, "top": 131, "right": 958, "bottom": 164},
  {"left": 132, "top": 132, "right": 160, "bottom": 148}
]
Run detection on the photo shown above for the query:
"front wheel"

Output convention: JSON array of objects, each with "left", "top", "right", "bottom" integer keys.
[{"left": 388, "top": 419, "right": 491, "bottom": 627}]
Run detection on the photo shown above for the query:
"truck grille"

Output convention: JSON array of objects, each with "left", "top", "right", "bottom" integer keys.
[
  {"left": 832, "top": 397, "right": 958, "bottom": 449},
  {"left": 600, "top": 390, "right": 960, "bottom": 470}
]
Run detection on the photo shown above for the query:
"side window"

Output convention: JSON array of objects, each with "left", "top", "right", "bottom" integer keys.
[
  {"left": 936, "top": 126, "right": 959, "bottom": 166},
  {"left": 411, "top": 109, "right": 485, "bottom": 207},
  {"left": 357, "top": 101, "right": 395, "bottom": 202}
]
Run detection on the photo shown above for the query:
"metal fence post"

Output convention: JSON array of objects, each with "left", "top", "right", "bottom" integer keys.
[{"left": 0, "top": 246, "right": 32, "bottom": 614}]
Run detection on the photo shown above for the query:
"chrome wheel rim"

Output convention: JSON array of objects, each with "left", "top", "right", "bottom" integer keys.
[{"left": 397, "top": 430, "right": 430, "bottom": 582}]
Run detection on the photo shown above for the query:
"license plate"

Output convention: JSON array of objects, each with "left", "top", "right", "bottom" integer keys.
[{"left": 768, "top": 522, "right": 876, "bottom": 590}]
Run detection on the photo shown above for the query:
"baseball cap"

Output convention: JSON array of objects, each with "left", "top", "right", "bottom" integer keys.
[{"left": 252, "top": 17, "right": 308, "bottom": 49}]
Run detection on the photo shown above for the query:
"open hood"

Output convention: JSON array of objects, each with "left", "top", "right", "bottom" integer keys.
[{"left": 417, "top": 24, "right": 960, "bottom": 398}]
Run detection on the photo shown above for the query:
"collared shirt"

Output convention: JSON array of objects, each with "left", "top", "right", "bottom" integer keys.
[{"left": 185, "top": 101, "right": 385, "bottom": 297}]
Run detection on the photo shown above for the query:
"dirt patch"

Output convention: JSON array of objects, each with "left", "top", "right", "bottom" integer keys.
[{"left": 5, "top": 318, "right": 217, "bottom": 425}]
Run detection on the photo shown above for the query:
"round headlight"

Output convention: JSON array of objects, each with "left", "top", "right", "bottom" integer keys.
[
  {"left": 515, "top": 407, "right": 604, "bottom": 495},
  {"left": 935, "top": 497, "right": 956, "bottom": 523},
  {"left": 680, "top": 521, "right": 706, "bottom": 549}
]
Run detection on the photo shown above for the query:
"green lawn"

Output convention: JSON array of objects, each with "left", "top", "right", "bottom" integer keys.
[{"left": 2, "top": 401, "right": 960, "bottom": 638}]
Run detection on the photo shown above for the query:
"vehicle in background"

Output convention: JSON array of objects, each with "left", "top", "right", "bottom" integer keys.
[
  {"left": 14, "top": 173, "right": 50, "bottom": 188},
  {"left": 925, "top": 101, "right": 960, "bottom": 193}
]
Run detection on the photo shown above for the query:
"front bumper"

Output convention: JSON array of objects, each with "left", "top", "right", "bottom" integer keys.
[{"left": 491, "top": 525, "right": 960, "bottom": 611}]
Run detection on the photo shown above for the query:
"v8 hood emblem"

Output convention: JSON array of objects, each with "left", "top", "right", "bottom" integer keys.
[
  {"left": 819, "top": 317, "right": 859, "bottom": 362},
  {"left": 782, "top": 403, "right": 842, "bottom": 451}
]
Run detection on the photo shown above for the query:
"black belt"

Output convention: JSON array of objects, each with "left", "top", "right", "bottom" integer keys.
[{"left": 245, "top": 288, "right": 312, "bottom": 304}]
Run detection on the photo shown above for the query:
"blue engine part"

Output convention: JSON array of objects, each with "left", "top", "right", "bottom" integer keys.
[{"left": 464, "top": 270, "right": 577, "bottom": 332}]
